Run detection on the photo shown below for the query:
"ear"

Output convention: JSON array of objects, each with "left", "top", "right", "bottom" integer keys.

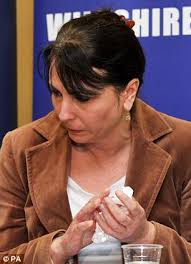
[{"left": 121, "top": 79, "right": 139, "bottom": 111}]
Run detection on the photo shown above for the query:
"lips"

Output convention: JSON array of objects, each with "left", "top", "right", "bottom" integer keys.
[
  {"left": 67, "top": 127, "right": 81, "bottom": 131},
  {"left": 67, "top": 128, "right": 83, "bottom": 133}
]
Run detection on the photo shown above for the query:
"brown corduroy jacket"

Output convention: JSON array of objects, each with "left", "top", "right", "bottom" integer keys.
[{"left": 1, "top": 98, "right": 191, "bottom": 264}]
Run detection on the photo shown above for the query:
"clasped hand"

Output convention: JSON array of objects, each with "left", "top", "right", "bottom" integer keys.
[
  {"left": 50, "top": 190, "right": 155, "bottom": 264},
  {"left": 95, "top": 190, "right": 155, "bottom": 244}
]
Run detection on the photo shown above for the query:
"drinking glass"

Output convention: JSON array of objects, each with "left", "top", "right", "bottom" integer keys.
[{"left": 121, "top": 244, "right": 163, "bottom": 264}]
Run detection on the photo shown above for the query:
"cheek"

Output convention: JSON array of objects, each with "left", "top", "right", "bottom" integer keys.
[
  {"left": 51, "top": 95, "right": 56, "bottom": 107},
  {"left": 98, "top": 105, "right": 120, "bottom": 121},
  {"left": 52, "top": 97, "right": 61, "bottom": 113},
  {"left": 75, "top": 110, "right": 101, "bottom": 133},
  {"left": 86, "top": 107, "right": 115, "bottom": 130}
]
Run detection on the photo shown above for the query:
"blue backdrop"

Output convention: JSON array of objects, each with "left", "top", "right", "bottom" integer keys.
[
  {"left": 0, "top": 1, "right": 17, "bottom": 145},
  {"left": 33, "top": 0, "right": 191, "bottom": 121}
]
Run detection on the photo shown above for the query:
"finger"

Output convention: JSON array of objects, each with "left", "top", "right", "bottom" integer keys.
[
  {"left": 82, "top": 225, "right": 97, "bottom": 246},
  {"left": 98, "top": 188, "right": 110, "bottom": 199},
  {"left": 115, "top": 190, "right": 141, "bottom": 217},
  {"left": 82, "top": 232, "right": 95, "bottom": 247},
  {"left": 76, "top": 197, "right": 101, "bottom": 221},
  {"left": 103, "top": 197, "right": 131, "bottom": 225},
  {"left": 75, "top": 220, "right": 95, "bottom": 234},
  {"left": 94, "top": 211, "right": 116, "bottom": 237},
  {"left": 100, "top": 202, "right": 128, "bottom": 230},
  {"left": 67, "top": 220, "right": 96, "bottom": 251},
  {"left": 76, "top": 189, "right": 110, "bottom": 222}
]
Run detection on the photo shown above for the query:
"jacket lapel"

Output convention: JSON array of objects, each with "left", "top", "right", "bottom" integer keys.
[
  {"left": 125, "top": 99, "right": 173, "bottom": 217},
  {"left": 26, "top": 113, "right": 72, "bottom": 233},
  {"left": 25, "top": 99, "right": 174, "bottom": 232}
]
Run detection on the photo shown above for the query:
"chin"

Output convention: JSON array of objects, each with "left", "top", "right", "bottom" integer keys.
[
  {"left": 69, "top": 134, "right": 89, "bottom": 144},
  {"left": 69, "top": 133, "right": 94, "bottom": 145}
]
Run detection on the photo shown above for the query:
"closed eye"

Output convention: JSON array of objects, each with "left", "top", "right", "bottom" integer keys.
[{"left": 49, "top": 85, "right": 62, "bottom": 98}]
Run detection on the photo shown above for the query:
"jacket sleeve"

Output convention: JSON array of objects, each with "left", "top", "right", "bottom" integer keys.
[
  {"left": 0, "top": 132, "right": 66, "bottom": 263},
  {"left": 152, "top": 165, "right": 191, "bottom": 264}
]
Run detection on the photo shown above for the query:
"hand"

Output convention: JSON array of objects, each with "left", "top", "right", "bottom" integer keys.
[
  {"left": 50, "top": 189, "right": 109, "bottom": 264},
  {"left": 94, "top": 190, "right": 156, "bottom": 244}
]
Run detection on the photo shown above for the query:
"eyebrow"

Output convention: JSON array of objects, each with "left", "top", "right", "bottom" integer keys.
[{"left": 48, "top": 83, "right": 59, "bottom": 91}]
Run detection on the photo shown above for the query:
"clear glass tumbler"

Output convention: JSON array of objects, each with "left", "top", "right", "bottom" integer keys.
[{"left": 121, "top": 244, "right": 163, "bottom": 264}]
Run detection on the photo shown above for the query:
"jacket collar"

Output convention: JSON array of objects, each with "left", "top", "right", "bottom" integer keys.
[
  {"left": 26, "top": 99, "right": 173, "bottom": 232},
  {"left": 125, "top": 98, "right": 173, "bottom": 217},
  {"left": 26, "top": 111, "right": 71, "bottom": 233},
  {"left": 131, "top": 98, "right": 173, "bottom": 142},
  {"left": 32, "top": 111, "right": 64, "bottom": 141}
]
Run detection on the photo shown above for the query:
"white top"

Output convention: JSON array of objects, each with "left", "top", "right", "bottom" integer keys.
[{"left": 67, "top": 176, "right": 126, "bottom": 264}]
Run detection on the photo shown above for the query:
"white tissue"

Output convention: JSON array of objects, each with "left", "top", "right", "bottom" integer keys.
[
  {"left": 110, "top": 186, "right": 134, "bottom": 205},
  {"left": 92, "top": 186, "right": 134, "bottom": 243},
  {"left": 92, "top": 223, "right": 109, "bottom": 243}
]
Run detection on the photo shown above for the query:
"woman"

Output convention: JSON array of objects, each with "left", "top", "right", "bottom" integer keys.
[{"left": 0, "top": 9, "right": 191, "bottom": 264}]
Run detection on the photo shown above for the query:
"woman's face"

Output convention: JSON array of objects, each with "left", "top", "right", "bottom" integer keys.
[{"left": 50, "top": 65, "right": 134, "bottom": 144}]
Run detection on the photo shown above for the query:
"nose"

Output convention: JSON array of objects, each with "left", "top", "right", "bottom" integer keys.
[{"left": 58, "top": 99, "right": 75, "bottom": 122}]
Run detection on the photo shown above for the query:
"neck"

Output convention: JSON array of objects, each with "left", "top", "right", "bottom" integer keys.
[{"left": 71, "top": 121, "right": 132, "bottom": 159}]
